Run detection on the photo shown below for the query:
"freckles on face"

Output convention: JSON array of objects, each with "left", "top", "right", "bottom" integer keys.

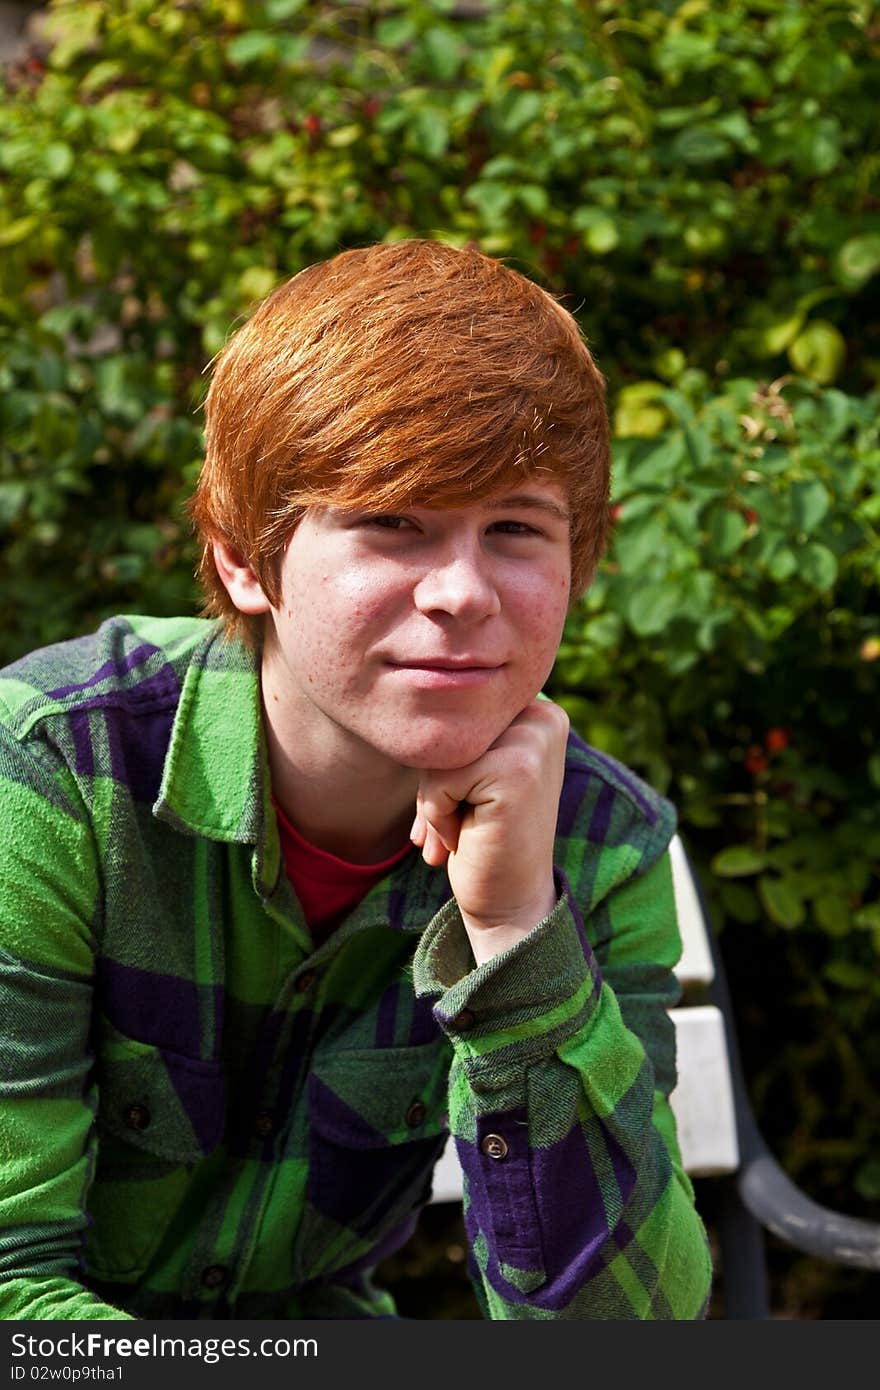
[{"left": 264, "top": 494, "right": 573, "bottom": 769}]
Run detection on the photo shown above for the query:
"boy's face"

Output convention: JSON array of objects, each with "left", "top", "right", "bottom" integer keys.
[{"left": 256, "top": 480, "right": 573, "bottom": 772}]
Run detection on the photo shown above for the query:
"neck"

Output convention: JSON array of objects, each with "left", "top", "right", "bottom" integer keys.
[{"left": 260, "top": 672, "right": 419, "bottom": 868}]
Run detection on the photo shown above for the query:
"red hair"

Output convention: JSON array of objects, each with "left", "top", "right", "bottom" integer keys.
[{"left": 191, "top": 239, "right": 610, "bottom": 639}]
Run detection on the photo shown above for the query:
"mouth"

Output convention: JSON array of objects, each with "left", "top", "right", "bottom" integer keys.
[
  {"left": 384, "top": 658, "right": 505, "bottom": 688},
  {"left": 388, "top": 659, "right": 504, "bottom": 672}
]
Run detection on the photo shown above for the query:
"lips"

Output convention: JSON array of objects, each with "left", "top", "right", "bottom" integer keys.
[
  {"left": 386, "top": 658, "right": 504, "bottom": 671},
  {"left": 383, "top": 657, "right": 505, "bottom": 688},
  {"left": 386, "top": 658, "right": 503, "bottom": 669}
]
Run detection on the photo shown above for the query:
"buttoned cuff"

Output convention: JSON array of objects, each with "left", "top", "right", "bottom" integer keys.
[{"left": 412, "top": 872, "right": 603, "bottom": 1089}]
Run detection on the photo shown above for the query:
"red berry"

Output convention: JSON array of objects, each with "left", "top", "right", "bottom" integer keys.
[
  {"left": 609, "top": 503, "right": 623, "bottom": 524},
  {"left": 765, "top": 727, "right": 789, "bottom": 754},
  {"left": 744, "top": 508, "right": 759, "bottom": 525},
  {"left": 304, "top": 114, "right": 321, "bottom": 137},
  {"left": 744, "top": 745, "right": 768, "bottom": 776},
  {"left": 362, "top": 98, "right": 381, "bottom": 120}
]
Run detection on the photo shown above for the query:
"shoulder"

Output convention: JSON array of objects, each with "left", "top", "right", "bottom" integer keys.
[
  {"left": 555, "top": 724, "right": 677, "bottom": 912},
  {"left": 0, "top": 616, "right": 224, "bottom": 814},
  {"left": 0, "top": 615, "right": 215, "bottom": 740}
]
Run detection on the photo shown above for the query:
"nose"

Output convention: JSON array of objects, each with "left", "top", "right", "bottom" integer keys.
[{"left": 412, "top": 548, "right": 501, "bottom": 624}]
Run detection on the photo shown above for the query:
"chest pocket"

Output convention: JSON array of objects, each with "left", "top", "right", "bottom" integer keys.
[
  {"left": 296, "top": 1040, "right": 451, "bottom": 1281},
  {"left": 85, "top": 1035, "right": 226, "bottom": 1280}
]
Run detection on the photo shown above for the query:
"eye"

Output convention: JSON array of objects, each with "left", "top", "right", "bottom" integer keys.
[
  {"left": 487, "top": 520, "right": 542, "bottom": 536},
  {"left": 362, "top": 514, "right": 417, "bottom": 531}
]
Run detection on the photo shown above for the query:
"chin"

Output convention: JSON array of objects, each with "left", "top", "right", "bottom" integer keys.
[{"left": 382, "top": 721, "right": 507, "bottom": 772}]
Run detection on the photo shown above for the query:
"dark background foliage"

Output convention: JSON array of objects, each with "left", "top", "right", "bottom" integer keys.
[{"left": 1, "top": 0, "right": 878, "bottom": 1316}]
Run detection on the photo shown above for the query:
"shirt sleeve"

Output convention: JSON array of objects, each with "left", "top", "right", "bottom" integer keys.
[
  {"left": 411, "top": 834, "right": 713, "bottom": 1320},
  {"left": 0, "top": 726, "right": 132, "bottom": 1319}
]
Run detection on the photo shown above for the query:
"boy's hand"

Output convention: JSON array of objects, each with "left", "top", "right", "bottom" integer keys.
[{"left": 410, "top": 699, "right": 569, "bottom": 966}]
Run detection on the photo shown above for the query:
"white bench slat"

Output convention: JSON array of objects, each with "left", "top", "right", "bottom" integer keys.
[
  {"left": 669, "top": 834, "right": 715, "bottom": 988},
  {"left": 668, "top": 1004, "right": 739, "bottom": 1176}
]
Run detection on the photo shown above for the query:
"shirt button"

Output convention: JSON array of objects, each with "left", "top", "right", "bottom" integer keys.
[
  {"left": 123, "top": 1104, "right": 150, "bottom": 1132},
  {"left": 452, "top": 1008, "right": 475, "bottom": 1030},
  {"left": 295, "top": 970, "right": 317, "bottom": 994},
  {"left": 404, "top": 1100, "right": 426, "bottom": 1128},
  {"left": 201, "top": 1265, "right": 228, "bottom": 1289},
  {"left": 481, "top": 1133, "right": 509, "bottom": 1160},
  {"left": 253, "top": 1110, "right": 275, "bottom": 1139}
]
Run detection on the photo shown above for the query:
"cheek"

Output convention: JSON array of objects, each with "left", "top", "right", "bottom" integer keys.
[
  {"left": 283, "top": 568, "right": 394, "bottom": 678},
  {"left": 513, "top": 573, "right": 570, "bottom": 649}
]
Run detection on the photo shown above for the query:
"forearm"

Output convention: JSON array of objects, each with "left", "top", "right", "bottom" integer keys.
[
  {"left": 414, "top": 873, "right": 712, "bottom": 1319},
  {"left": 0, "top": 1275, "right": 132, "bottom": 1321}
]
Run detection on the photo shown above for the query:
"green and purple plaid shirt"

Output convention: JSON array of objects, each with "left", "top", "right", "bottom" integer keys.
[{"left": 0, "top": 615, "right": 711, "bottom": 1320}]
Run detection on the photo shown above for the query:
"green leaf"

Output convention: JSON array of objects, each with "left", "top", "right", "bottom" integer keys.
[
  {"left": 626, "top": 584, "right": 680, "bottom": 636},
  {"left": 583, "top": 216, "right": 619, "bottom": 255},
  {"left": 767, "top": 546, "right": 798, "bottom": 582},
  {"left": 516, "top": 184, "right": 549, "bottom": 217},
  {"left": 790, "top": 479, "right": 830, "bottom": 534},
  {"left": 421, "top": 27, "right": 462, "bottom": 80},
  {"left": 836, "top": 233, "right": 880, "bottom": 290},
  {"left": 409, "top": 107, "right": 450, "bottom": 159},
  {"left": 853, "top": 903, "right": 880, "bottom": 930},
  {"left": 499, "top": 90, "right": 542, "bottom": 135},
  {"left": 670, "top": 126, "right": 730, "bottom": 165},
  {"left": 464, "top": 180, "right": 512, "bottom": 223},
  {"left": 759, "top": 312, "right": 804, "bottom": 356},
  {"left": 814, "top": 894, "right": 850, "bottom": 936},
  {"left": 613, "top": 515, "right": 667, "bottom": 574},
  {"left": 800, "top": 542, "right": 837, "bottom": 591},
  {"left": 758, "top": 874, "right": 805, "bottom": 928},
  {"left": 712, "top": 845, "right": 767, "bottom": 877},
  {"left": 823, "top": 960, "right": 875, "bottom": 990},
  {"left": 44, "top": 143, "right": 75, "bottom": 180},
  {"left": 627, "top": 434, "right": 687, "bottom": 488},
  {"left": 326, "top": 124, "right": 362, "bottom": 148},
  {"left": 0, "top": 215, "right": 39, "bottom": 248},
  {"left": 707, "top": 507, "right": 747, "bottom": 558},
  {"left": 80, "top": 60, "right": 125, "bottom": 95},
  {"left": 788, "top": 320, "right": 846, "bottom": 385},
  {"left": 614, "top": 382, "right": 668, "bottom": 439},
  {"left": 227, "top": 31, "right": 278, "bottom": 65},
  {"left": 265, "top": 0, "right": 308, "bottom": 18},
  {"left": 0, "top": 482, "right": 28, "bottom": 528},
  {"left": 375, "top": 16, "right": 417, "bottom": 47}
]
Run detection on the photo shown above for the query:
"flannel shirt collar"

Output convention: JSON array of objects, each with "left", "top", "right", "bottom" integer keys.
[
  {"left": 152, "top": 625, "right": 282, "bottom": 888},
  {"left": 153, "top": 623, "right": 451, "bottom": 928}
]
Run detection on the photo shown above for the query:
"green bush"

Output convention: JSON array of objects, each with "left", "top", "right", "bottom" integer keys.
[
  {"left": 1, "top": 0, "right": 879, "bottom": 1312},
  {"left": 555, "top": 375, "right": 880, "bottom": 1219}
]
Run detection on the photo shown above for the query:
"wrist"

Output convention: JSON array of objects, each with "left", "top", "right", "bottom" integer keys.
[{"left": 459, "top": 884, "right": 558, "bottom": 967}]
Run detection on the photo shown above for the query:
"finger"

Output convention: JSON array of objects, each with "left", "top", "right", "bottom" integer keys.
[
  {"left": 422, "top": 808, "right": 460, "bottom": 854},
  {"left": 409, "top": 806, "right": 427, "bottom": 847},
  {"left": 421, "top": 822, "right": 450, "bottom": 868},
  {"left": 417, "top": 782, "right": 467, "bottom": 852}
]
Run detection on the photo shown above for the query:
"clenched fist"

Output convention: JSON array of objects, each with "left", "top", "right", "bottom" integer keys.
[{"left": 410, "top": 699, "right": 569, "bottom": 966}]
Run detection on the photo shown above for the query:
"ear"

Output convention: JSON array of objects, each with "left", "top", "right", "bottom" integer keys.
[{"left": 212, "top": 539, "right": 272, "bottom": 616}]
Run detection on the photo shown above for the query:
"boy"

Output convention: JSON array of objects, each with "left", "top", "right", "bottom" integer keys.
[{"left": 0, "top": 240, "right": 711, "bottom": 1320}]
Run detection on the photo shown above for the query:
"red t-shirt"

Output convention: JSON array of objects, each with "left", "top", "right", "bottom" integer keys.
[{"left": 272, "top": 796, "right": 414, "bottom": 946}]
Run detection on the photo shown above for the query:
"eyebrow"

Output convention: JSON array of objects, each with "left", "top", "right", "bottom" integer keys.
[{"left": 483, "top": 492, "right": 571, "bottom": 523}]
